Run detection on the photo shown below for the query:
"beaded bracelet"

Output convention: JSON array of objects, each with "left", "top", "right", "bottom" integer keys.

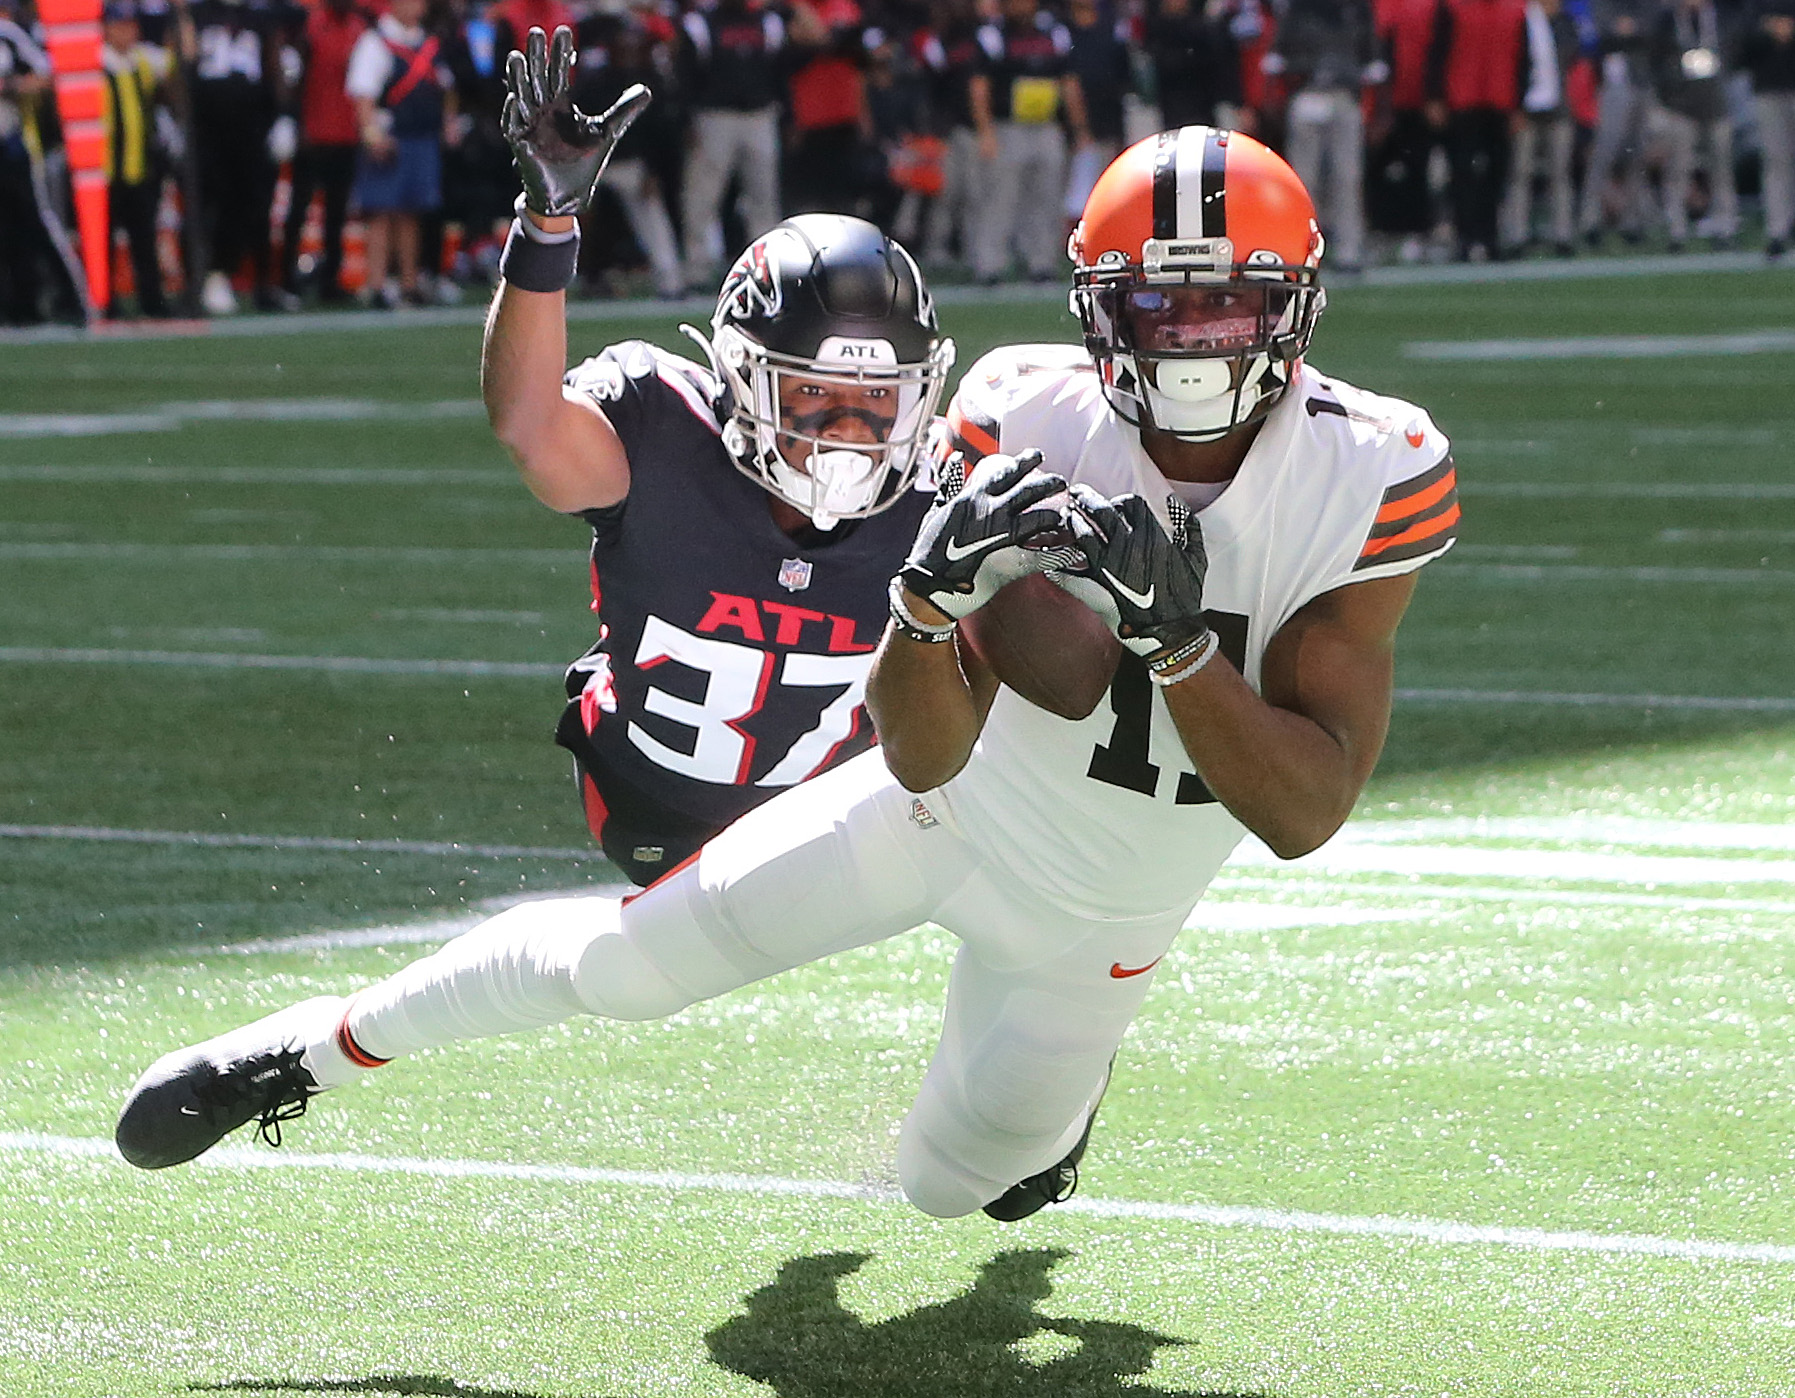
[
  {"left": 1147, "top": 628, "right": 1220, "bottom": 688},
  {"left": 888, "top": 578, "right": 958, "bottom": 643}
]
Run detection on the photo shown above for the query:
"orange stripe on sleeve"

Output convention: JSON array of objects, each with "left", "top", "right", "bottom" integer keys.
[
  {"left": 1376, "top": 465, "right": 1458, "bottom": 524},
  {"left": 1360, "top": 502, "right": 1460, "bottom": 559},
  {"left": 947, "top": 406, "right": 999, "bottom": 457}
]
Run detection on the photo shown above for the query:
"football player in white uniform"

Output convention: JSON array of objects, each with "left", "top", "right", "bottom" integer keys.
[{"left": 116, "top": 127, "right": 1458, "bottom": 1225}]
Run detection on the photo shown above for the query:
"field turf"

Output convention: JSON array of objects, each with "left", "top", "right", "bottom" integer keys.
[{"left": 2, "top": 269, "right": 1794, "bottom": 1397}]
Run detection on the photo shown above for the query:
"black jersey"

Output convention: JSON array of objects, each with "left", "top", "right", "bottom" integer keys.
[
  {"left": 187, "top": 0, "right": 282, "bottom": 121},
  {"left": 555, "top": 340, "right": 929, "bottom": 876}
]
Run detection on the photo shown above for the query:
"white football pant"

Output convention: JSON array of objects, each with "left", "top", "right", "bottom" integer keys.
[{"left": 327, "top": 751, "right": 1191, "bottom": 1218}]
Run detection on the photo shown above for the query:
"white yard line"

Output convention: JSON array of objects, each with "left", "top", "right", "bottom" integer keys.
[
  {"left": 1231, "top": 838, "right": 1795, "bottom": 887},
  {"left": 1219, "top": 875, "right": 1795, "bottom": 919},
  {"left": 1660, "top": 528, "right": 1795, "bottom": 544},
  {"left": 3, "top": 1130, "right": 1790, "bottom": 1266},
  {"left": 1403, "top": 329, "right": 1795, "bottom": 360},
  {"left": 0, "top": 399, "right": 486, "bottom": 438},
  {"left": 1345, "top": 815, "right": 1795, "bottom": 852},
  {"left": 0, "top": 464, "right": 511, "bottom": 487},
  {"left": 0, "top": 823, "right": 595, "bottom": 859},
  {"left": 1, "top": 649, "right": 1786, "bottom": 713},
  {"left": 1393, "top": 687, "right": 1795, "bottom": 713},
  {"left": 1440, "top": 563, "right": 1795, "bottom": 585},
  {"left": 0, "top": 648, "right": 562, "bottom": 676},
  {"left": 1463, "top": 482, "right": 1795, "bottom": 500},
  {"left": 8, "top": 818, "right": 1795, "bottom": 893},
  {"left": 0, "top": 542, "right": 566, "bottom": 564}
]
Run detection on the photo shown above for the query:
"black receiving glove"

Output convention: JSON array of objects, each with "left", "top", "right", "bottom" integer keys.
[
  {"left": 502, "top": 26, "right": 652, "bottom": 217},
  {"left": 898, "top": 450, "right": 1071, "bottom": 621},
  {"left": 1054, "top": 487, "right": 1211, "bottom": 658}
]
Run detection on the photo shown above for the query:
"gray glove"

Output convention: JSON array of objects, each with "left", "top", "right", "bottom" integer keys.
[
  {"left": 898, "top": 450, "right": 1070, "bottom": 621},
  {"left": 502, "top": 26, "right": 652, "bottom": 218},
  {"left": 1053, "top": 488, "right": 1210, "bottom": 657}
]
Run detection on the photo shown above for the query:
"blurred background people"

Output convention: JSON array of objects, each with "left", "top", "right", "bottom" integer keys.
[
  {"left": 1266, "top": 0, "right": 1379, "bottom": 272},
  {"left": 1649, "top": 0, "right": 1737, "bottom": 248},
  {"left": 101, "top": 0, "right": 177, "bottom": 317},
  {"left": 677, "top": 0, "right": 789, "bottom": 284},
  {"left": 1500, "top": 0, "right": 1579, "bottom": 256},
  {"left": 282, "top": 0, "right": 368, "bottom": 302},
  {"left": 967, "top": 0, "right": 1093, "bottom": 283},
  {"left": 1743, "top": 0, "right": 1795, "bottom": 259},
  {"left": 1576, "top": 0, "right": 1653, "bottom": 245},
  {"left": 1426, "top": 0, "right": 1527, "bottom": 262},
  {"left": 1370, "top": 0, "right": 1442, "bottom": 260},
  {"left": 571, "top": 0, "right": 685, "bottom": 296},
  {"left": 345, "top": 0, "right": 456, "bottom": 306},
  {"left": 184, "top": 0, "right": 293, "bottom": 313}
]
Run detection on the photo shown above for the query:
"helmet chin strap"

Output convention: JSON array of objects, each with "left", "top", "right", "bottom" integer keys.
[
  {"left": 768, "top": 446, "right": 881, "bottom": 531},
  {"left": 1143, "top": 354, "right": 1278, "bottom": 440}
]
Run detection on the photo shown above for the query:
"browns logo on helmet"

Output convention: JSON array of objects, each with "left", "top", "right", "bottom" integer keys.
[{"left": 1069, "top": 127, "right": 1327, "bottom": 441}]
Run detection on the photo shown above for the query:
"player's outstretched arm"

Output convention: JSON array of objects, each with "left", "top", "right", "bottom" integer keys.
[
  {"left": 866, "top": 611, "right": 1001, "bottom": 793},
  {"left": 867, "top": 452, "right": 1065, "bottom": 790},
  {"left": 481, "top": 26, "right": 649, "bottom": 513},
  {"left": 1162, "top": 572, "right": 1419, "bottom": 858}
]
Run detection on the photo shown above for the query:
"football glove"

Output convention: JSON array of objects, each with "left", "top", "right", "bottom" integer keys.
[
  {"left": 502, "top": 26, "right": 651, "bottom": 218},
  {"left": 898, "top": 449, "right": 1070, "bottom": 621},
  {"left": 1053, "top": 488, "right": 1210, "bottom": 658}
]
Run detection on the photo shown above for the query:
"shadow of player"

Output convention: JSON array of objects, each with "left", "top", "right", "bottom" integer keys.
[{"left": 704, "top": 1247, "right": 1269, "bottom": 1398}]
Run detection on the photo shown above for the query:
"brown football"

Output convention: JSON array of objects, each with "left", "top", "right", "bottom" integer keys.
[{"left": 959, "top": 572, "right": 1122, "bottom": 720}]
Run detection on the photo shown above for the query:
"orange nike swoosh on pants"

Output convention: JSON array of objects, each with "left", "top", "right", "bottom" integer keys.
[{"left": 1109, "top": 957, "right": 1162, "bottom": 979}]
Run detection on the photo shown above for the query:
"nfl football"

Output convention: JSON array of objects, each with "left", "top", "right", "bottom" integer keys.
[{"left": 959, "top": 572, "right": 1122, "bottom": 720}]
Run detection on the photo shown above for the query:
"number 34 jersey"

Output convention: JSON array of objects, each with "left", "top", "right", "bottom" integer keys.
[
  {"left": 931, "top": 344, "right": 1460, "bottom": 921},
  {"left": 558, "top": 341, "right": 931, "bottom": 835}
]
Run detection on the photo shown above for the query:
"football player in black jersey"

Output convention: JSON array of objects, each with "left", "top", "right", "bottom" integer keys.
[{"left": 480, "top": 27, "right": 954, "bottom": 885}]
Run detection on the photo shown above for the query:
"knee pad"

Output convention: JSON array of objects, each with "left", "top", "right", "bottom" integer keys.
[
  {"left": 895, "top": 1128, "right": 994, "bottom": 1219},
  {"left": 570, "top": 929, "right": 699, "bottom": 1022}
]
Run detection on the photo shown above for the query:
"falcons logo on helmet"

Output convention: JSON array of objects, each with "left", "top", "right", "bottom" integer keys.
[{"left": 718, "top": 238, "right": 784, "bottom": 321}]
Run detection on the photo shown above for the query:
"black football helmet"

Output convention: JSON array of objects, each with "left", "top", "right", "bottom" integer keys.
[{"left": 684, "top": 214, "right": 955, "bottom": 530}]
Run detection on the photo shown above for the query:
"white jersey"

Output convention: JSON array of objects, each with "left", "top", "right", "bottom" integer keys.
[{"left": 929, "top": 345, "right": 1459, "bottom": 921}]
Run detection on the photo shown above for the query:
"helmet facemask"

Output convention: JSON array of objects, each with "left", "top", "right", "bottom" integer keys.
[
  {"left": 699, "top": 323, "right": 954, "bottom": 531},
  {"left": 1074, "top": 237, "right": 1325, "bottom": 443}
]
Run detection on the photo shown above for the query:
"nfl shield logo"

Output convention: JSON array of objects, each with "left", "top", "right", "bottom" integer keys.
[{"left": 778, "top": 557, "right": 813, "bottom": 592}]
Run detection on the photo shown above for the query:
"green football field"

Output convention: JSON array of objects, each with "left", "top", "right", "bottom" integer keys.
[{"left": 2, "top": 266, "right": 1794, "bottom": 1397}]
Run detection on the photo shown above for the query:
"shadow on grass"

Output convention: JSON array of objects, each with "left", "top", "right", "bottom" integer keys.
[
  {"left": 705, "top": 1248, "right": 1266, "bottom": 1398},
  {"left": 187, "top": 1377, "right": 554, "bottom": 1397}
]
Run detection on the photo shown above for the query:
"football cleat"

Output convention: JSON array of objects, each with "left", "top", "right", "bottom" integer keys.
[
  {"left": 982, "top": 1068, "right": 1110, "bottom": 1222},
  {"left": 114, "top": 996, "right": 343, "bottom": 1170}
]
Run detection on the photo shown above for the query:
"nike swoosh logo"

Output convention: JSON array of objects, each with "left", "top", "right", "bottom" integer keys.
[
  {"left": 943, "top": 535, "right": 1004, "bottom": 562},
  {"left": 1100, "top": 569, "right": 1154, "bottom": 610},
  {"left": 1109, "top": 957, "right": 1162, "bottom": 979},
  {"left": 1405, "top": 427, "right": 1426, "bottom": 448}
]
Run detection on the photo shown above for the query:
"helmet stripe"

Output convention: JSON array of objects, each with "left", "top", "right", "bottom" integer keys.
[
  {"left": 1200, "top": 128, "right": 1228, "bottom": 240},
  {"left": 1151, "top": 130, "right": 1179, "bottom": 240},
  {"left": 1174, "top": 127, "right": 1207, "bottom": 237}
]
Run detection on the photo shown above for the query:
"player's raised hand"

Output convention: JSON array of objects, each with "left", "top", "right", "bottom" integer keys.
[
  {"left": 502, "top": 26, "right": 652, "bottom": 217},
  {"left": 1056, "top": 488, "right": 1211, "bottom": 658},
  {"left": 898, "top": 450, "right": 1070, "bottom": 620}
]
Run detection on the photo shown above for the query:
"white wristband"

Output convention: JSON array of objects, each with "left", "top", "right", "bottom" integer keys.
[
  {"left": 513, "top": 194, "right": 579, "bottom": 244},
  {"left": 1147, "top": 629, "right": 1220, "bottom": 687}
]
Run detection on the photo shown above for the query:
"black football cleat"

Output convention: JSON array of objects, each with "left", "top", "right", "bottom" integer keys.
[
  {"left": 115, "top": 996, "right": 343, "bottom": 1169},
  {"left": 982, "top": 1069, "right": 1110, "bottom": 1222}
]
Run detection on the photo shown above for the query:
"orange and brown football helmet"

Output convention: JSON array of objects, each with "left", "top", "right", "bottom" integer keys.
[{"left": 1069, "top": 126, "right": 1326, "bottom": 441}]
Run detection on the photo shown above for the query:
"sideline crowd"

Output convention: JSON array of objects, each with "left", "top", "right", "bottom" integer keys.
[{"left": 2, "top": 0, "right": 1793, "bottom": 323}]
